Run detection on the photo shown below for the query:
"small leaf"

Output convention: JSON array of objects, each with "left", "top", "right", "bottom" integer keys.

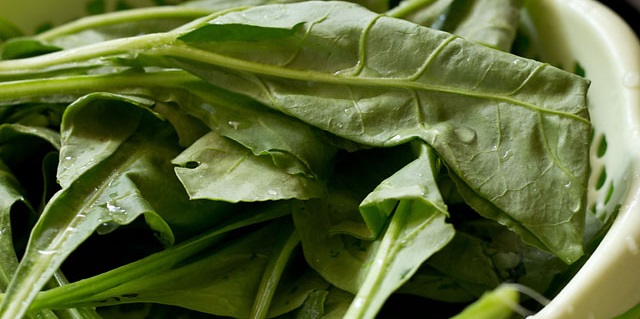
[
  {"left": 0, "top": 93, "right": 187, "bottom": 318},
  {"left": 1, "top": 38, "right": 61, "bottom": 60},
  {"left": 173, "top": 131, "right": 326, "bottom": 202}
]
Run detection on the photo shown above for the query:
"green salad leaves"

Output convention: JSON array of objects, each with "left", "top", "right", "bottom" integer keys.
[{"left": 0, "top": 0, "right": 594, "bottom": 318}]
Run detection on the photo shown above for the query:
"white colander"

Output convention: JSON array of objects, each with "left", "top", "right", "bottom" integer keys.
[{"left": 523, "top": 0, "right": 640, "bottom": 318}]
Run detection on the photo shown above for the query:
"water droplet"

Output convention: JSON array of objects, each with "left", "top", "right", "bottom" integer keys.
[
  {"left": 64, "top": 156, "right": 73, "bottom": 161},
  {"left": 106, "top": 201, "right": 125, "bottom": 214},
  {"left": 512, "top": 58, "right": 527, "bottom": 70},
  {"left": 626, "top": 236, "right": 639, "bottom": 255},
  {"left": 267, "top": 189, "right": 279, "bottom": 196},
  {"left": 500, "top": 149, "right": 512, "bottom": 161},
  {"left": 400, "top": 238, "right": 413, "bottom": 247},
  {"left": 353, "top": 297, "right": 365, "bottom": 308},
  {"left": 201, "top": 103, "right": 216, "bottom": 114},
  {"left": 228, "top": 121, "right": 241, "bottom": 130},
  {"left": 96, "top": 221, "right": 120, "bottom": 235},
  {"left": 388, "top": 134, "right": 404, "bottom": 143},
  {"left": 623, "top": 72, "right": 640, "bottom": 89},
  {"left": 569, "top": 200, "right": 582, "bottom": 213},
  {"left": 455, "top": 127, "right": 476, "bottom": 144},
  {"left": 37, "top": 249, "right": 58, "bottom": 255}
]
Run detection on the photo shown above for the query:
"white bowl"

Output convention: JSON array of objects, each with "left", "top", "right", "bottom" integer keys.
[
  {"left": 522, "top": 0, "right": 640, "bottom": 318},
  {"left": 1, "top": 0, "right": 640, "bottom": 318}
]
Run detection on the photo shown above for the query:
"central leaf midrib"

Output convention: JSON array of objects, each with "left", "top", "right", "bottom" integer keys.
[{"left": 158, "top": 44, "right": 588, "bottom": 124}]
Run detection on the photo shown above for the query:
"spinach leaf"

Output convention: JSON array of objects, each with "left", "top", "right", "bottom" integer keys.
[
  {"left": 293, "top": 142, "right": 454, "bottom": 318},
  {"left": 0, "top": 6, "right": 212, "bottom": 60},
  {"left": 0, "top": 159, "right": 30, "bottom": 292},
  {"left": 173, "top": 131, "right": 327, "bottom": 202},
  {"left": 430, "top": 0, "right": 524, "bottom": 51},
  {"left": 449, "top": 284, "right": 520, "bottom": 319},
  {"left": 0, "top": 92, "right": 232, "bottom": 318},
  {"left": 345, "top": 143, "right": 454, "bottom": 318},
  {"left": 28, "top": 215, "right": 329, "bottom": 319},
  {"left": 0, "top": 69, "right": 338, "bottom": 187},
  {"left": 0, "top": 17, "right": 22, "bottom": 42},
  {"left": 389, "top": 0, "right": 454, "bottom": 25},
  {"left": 0, "top": 124, "right": 60, "bottom": 290},
  {"left": 0, "top": 38, "right": 61, "bottom": 60},
  {"left": 27, "top": 201, "right": 292, "bottom": 314},
  {"left": 168, "top": 1, "right": 590, "bottom": 263},
  {"left": 0, "top": 125, "right": 64, "bottom": 319}
]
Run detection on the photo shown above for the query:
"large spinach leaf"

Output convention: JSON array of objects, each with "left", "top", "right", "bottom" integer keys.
[{"left": 165, "top": 1, "right": 590, "bottom": 263}]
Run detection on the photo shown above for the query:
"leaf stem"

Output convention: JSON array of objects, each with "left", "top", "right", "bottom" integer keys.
[
  {"left": 386, "top": 0, "right": 437, "bottom": 19},
  {"left": 0, "top": 69, "right": 197, "bottom": 103},
  {"left": 153, "top": 44, "right": 590, "bottom": 125},
  {"left": 343, "top": 203, "right": 409, "bottom": 319},
  {"left": 28, "top": 205, "right": 290, "bottom": 311},
  {"left": 249, "top": 220, "right": 300, "bottom": 319},
  {"left": 34, "top": 6, "right": 212, "bottom": 41},
  {"left": 0, "top": 32, "right": 176, "bottom": 76}
]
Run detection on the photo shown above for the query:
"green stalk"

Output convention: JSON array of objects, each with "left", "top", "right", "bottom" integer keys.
[
  {"left": 0, "top": 32, "right": 176, "bottom": 76},
  {"left": 385, "top": 0, "right": 437, "bottom": 19},
  {"left": 33, "top": 6, "right": 212, "bottom": 41},
  {"left": 249, "top": 221, "right": 300, "bottom": 319},
  {"left": 0, "top": 69, "right": 197, "bottom": 103},
  {"left": 26, "top": 207, "right": 289, "bottom": 312},
  {"left": 343, "top": 203, "right": 410, "bottom": 319},
  {"left": 450, "top": 284, "right": 520, "bottom": 319}
]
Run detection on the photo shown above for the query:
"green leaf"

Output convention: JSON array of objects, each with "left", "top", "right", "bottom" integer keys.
[
  {"left": 179, "top": 22, "right": 305, "bottom": 42},
  {"left": 410, "top": 232, "right": 501, "bottom": 301},
  {"left": 614, "top": 303, "right": 640, "bottom": 319},
  {"left": 0, "top": 93, "right": 190, "bottom": 318},
  {"left": 0, "top": 124, "right": 60, "bottom": 291},
  {"left": 27, "top": 201, "right": 292, "bottom": 313},
  {"left": 0, "top": 159, "right": 32, "bottom": 291},
  {"left": 449, "top": 284, "right": 519, "bottom": 319},
  {"left": 293, "top": 142, "right": 454, "bottom": 319},
  {"left": 359, "top": 141, "right": 448, "bottom": 235},
  {"left": 163, "top": 1, "right": 590, "bottom": 263},
  {"left": 431, "top": 0, "right": 524, "bottom": 51},
  {"left": 0, "top": 38, "right": 61, "bottom": 60},
  {"left": 0, "top": 17, "right": 22, "bottom": 41},
  {"left": 249, "top": 220, "right": 301, "bottom": 319},
  {"left": 30, "top": 6, "right": 213, "bottom": 50},
  {"left": 391, "top": 0, "right": 454, "bottom": 26},
  {"left": 0, "top": 103, "right": 65, "bottom": 128},
  {"left": 32, "top": 216, "right": 328, "bottom": 318},
  {"left": 344, "top": 143, "right": 455, "bottom": 318},
  {"left": 173, "top": 131, "right": 326, "bottom": 202},
  {"left": 175, "top": 78, "right": 338, "bottom": 180},
  {"left": 0, "top": 69, "right": 338, "bottom": 184}
]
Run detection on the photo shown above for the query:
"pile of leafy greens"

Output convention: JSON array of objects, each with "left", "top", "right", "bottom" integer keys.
[{"left": 0, "top": 0, "right": 601, "bottom": 318}]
